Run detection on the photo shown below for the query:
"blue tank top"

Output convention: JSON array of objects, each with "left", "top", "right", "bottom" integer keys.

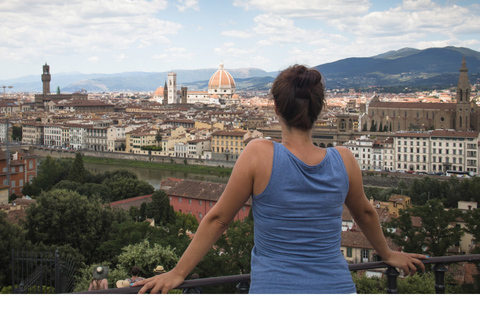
[{"left": 250, "top": 142, "right": 356, "bottom": 293}]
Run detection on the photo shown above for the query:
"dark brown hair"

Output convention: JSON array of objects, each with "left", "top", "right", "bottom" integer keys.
[
  {"left": 271, "top": 64, "right": 325, "bottom": 130},
  {"left": 131, "top": 266, "right": 141, "bottom": 276}
]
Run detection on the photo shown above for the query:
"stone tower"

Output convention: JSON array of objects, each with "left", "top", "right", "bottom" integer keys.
[
  {"left": 167, "top": 72, "right": 177, "bottom": 105},
  {"left": 42, "top": 63, "right": 51, "bottom": 95},
  {"left": 455, "top": 56, "right": 471, "bottom": 130},
  {"left": 163, "top": 80, "right": 168, "bottom": 106}
]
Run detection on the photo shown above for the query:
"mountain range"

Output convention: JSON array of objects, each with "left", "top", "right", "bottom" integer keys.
[{"left": 4, "top": 46, "right": 480, "bottom": 93}]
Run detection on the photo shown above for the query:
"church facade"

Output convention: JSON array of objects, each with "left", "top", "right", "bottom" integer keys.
[
  {"left": 362, "top": 57, "right": 478, "bottom": 132},
  {"left": 152, "top": 62, "right": 240, "bottom": 106}
]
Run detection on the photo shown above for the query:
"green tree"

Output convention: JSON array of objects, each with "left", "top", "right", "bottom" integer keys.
[
  {"left": 0, "top": 211, "right": 33, "bottom": 288},
  {"left": 362, "top": 122, "right": 368, "bottom": 131},
  {"left": 24, "top": 189, "right": 129, "bottom": 263},
  {"left": 101, "top": 169, "right": 154, "bottom": 202},
  {"left": 385, "top": 199, "right": 464, "bottom": 257},
  {"left": 144, "top": 190, "right": 175, "bottom": 226},
  {"left": 463, "top": 208, "right": 480, "bottom": 254},
  {"left": 67, "top": 152, "right": 88, "bottom": 184},
  {"left": 215, "top": 217, "right": 254, "bottom": 275},
  {"left": 155, "top": 131, "right": 162, "bottom": 143},
  {"left": 11, "top": 125, "right": 22, "bottom": 142},
  {"left": 116, "top": 239, "right": 179, "bottom": 278},
  {"left": 22, "top": 156, "right": 69, "bottom": 197},
  {"left": 96, "top": 221, "right": 165, "bottom": 266}
]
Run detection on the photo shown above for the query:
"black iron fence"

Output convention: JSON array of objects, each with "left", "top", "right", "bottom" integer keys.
[
  {"left": 11, "top": 249, "right": 77, "bottom": 294},
  {"left": 74, "top": 254, "right": 480, "bottom": 294}
]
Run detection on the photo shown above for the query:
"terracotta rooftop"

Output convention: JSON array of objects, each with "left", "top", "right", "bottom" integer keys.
[{"left": 165, "top": 179, "right": 252, "bottom": 205}]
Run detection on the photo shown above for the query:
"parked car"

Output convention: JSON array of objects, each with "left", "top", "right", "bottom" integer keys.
[{"left": 407, "top": 170, "right": 415, "bottom": 174}]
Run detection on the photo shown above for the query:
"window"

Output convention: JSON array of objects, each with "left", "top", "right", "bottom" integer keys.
[
  {"left": 347, "top": 247, "right": 352, "bottom": 258},
  {"left": 179, "top": 197, "right": 182, "bottom": 203}
]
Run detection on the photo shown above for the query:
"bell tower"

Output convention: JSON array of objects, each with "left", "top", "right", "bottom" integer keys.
[
  {"left": 455, "top": 56, "right": 470, "bottom": 131},
  {"left": 42, "top": 63, "right": 51, "bottom": 95}
]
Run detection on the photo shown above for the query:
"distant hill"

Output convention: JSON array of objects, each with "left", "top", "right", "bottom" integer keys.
[
  {"left": 5, "top": 46, "right": 480, "bottom": 93},
  {"left": 314, "top": 46, "right": 480, "bottom": 89}
]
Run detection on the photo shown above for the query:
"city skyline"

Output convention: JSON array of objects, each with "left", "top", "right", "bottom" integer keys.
[{"left": 1, "top": 0, "right": 480, "bottom": 81}]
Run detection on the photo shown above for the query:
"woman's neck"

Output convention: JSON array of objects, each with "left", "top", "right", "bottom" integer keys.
[{"left": 281, "top": 123, "right": 314, "bottom": 149}]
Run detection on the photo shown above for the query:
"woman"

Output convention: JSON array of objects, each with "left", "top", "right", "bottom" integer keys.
[
  {"left": 88, "top": 266, "right": 109, "bottom": 291},
  {"left": 135, "top": 64, "right": 426, "bottom": 294}
]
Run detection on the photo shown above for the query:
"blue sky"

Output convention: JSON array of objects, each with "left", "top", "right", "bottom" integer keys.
[{"left": 0, "top": 0, "right": 479, "bottom": 80}]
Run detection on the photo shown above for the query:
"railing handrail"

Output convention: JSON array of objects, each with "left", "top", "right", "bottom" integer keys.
[{"left": 72, "top": 254, "right": 480, "bottom": 294}]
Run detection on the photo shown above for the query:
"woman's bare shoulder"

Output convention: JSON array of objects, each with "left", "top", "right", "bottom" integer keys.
[{"left": 244, "top": 138, "right": 274, "bottom": 153}]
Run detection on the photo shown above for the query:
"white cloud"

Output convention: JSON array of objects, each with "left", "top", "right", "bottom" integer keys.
[
  {"left": 152, "top": 47, "right": 196, "bottom": 62},
  {"left": 0, "top": 0, "right": 178, "bottom": 63},
  {"left": 233, "top": 0, "right": 371, "bottom": 19},
  {"left": 221, "top": 30, "right": 254, "bottom": 39},
  {"left": 177, "top": 0, "right": 199, "bottom": 12},
  {"left": 88, "top": 57, "right": 100, "bottom": 63}
]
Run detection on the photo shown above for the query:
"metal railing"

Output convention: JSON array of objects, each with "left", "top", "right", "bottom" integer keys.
[{"left": 74, "top": 254, "right": 480, "bottom": 294}]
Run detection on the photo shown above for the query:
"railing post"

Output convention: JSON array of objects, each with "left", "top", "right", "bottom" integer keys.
[
  {"left": 432, "top": 263, "right": 448, "bottom": 294},
  {"left": 384, "top": 266, "right": 400, "bottom": 294},
  {"left": 236, "top": 281, "right": 250, "bottom": 294},
  {"left": 55, "top": 249, "right": 61, "bottom": 294},
  {"left": 11, "top": 249, "right": 15, "bottom": 293}
]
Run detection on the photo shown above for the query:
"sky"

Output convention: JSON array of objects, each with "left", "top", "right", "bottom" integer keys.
[{"left": 1, "top": 0, "right": 480, "bottom": 81}]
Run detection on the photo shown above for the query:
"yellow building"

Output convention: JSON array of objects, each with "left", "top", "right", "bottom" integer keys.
[
  {"left": 211, "top": 130, "right": 247, "bottom": 161},
  {"left": 387, "top": 194, "right": 411, "bottom": 217},
  {"left": 125, "top": 129, "right": 161, "bottom": 154}
]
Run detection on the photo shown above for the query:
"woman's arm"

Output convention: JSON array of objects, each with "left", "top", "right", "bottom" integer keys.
[
  {"left": 337, "top": 147, "right": 427, "bottom": 275},
  {"left": 135, "top": 141, "right": 262, "bottom": 294}
]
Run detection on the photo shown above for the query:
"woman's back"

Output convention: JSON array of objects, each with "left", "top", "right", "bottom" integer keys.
[{"left": 250, "top": 142, "right": 356, "bottom": 293}]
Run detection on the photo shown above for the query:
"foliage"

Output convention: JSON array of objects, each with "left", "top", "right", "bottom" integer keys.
[
  {"left": 24, "top": 189, "right": 130, "bottom": 264},
  {"left": 144, "top": 190, "right": 175, "bottom": 226},
  {"left": 116, "top": 240, "right": 179, "bottom": 278},
  {"left": 384, "top": 199, "right": 464, "bottom": 256},
  {"left": 0, "top": 211, "right": 33, "bottom": 288},
  {"left": 67, "top": 152, "right": 89, "bottom": 184},
  {"left": 141, "top": 145, "right": 162, "bottom": 151},
  {"left": 96, "top": 221, "right": 167, "bottom": 266},
  {"left": 463, "top": 208, "right": 480, "bottom": 246},
  {"left": 73, "top": 261, "right": 129, "bottom": 292},
  {"left": 101, "top": 169, "right": 154, "bottom": 202},
  {"left": 22, "top": 156, "right": 70, "bottom": 197},
  {"left": 11, "top": 125, "right": 22, "bottom": 141},
  {"left": 351, "top": 273, "right": 387, "bottom": 294}
]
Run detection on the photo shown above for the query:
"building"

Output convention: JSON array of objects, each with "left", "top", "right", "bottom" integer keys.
[
  {"left": 34, "top": 63, "right": 88, "bottom": 107},
  {"left": 394, "top": 130, "right": 479, "bottom": 173},
  {"left": 165, "top": 179, "right": 251, "bottom": 223},
  {"left": 363, "top": 57, "right": 478, "bottom": 132},
  {"left": 211, "top": 130, "right": 247, "bottom": 161},
  {"left": 152, "top": 62, "right": 240, "bottom": 106},
  {"left": 0, "top": 150, "right": 38, "bottom": 198}
]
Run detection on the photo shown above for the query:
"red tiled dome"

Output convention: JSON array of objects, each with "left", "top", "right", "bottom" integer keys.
[
  {"left": 153, "top": 86, "right": 164, "bottom": 97},
  {"left": 208, "top": 62, "right": 235, "bottom": 90}
]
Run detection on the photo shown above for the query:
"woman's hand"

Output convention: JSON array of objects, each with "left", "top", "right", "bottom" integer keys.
[
  {"left": 383, "top": 250, "right": 428, "bottom": 276},
  {"left": 133, "top": 270, "right": 185, "bottom": 294}
]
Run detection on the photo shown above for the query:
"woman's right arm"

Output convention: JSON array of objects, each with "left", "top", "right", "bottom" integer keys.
[
  {"left": 134, "top": 140, "right": 266, "bottom": 294},
  {"left": 337, "top": 147, "right": 427, "bottom": 276}
]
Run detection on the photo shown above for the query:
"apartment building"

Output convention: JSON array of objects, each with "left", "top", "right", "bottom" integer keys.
[
  {"left": 22, "top": 122, "right": 44, "bottom": 145},
  {"left": 394, "top": 130, "right": 479, "bottom": 173},
  {"left": 0, "top": 151, "right": 37, "bottom": 197},
  {"left": 211, "top": 130, "right": 247, "bottom": 161},
  {"left": 85, "top": 125, "right": 108, "bottom": 151},
  {"left": 43, "top": 124, "right": 63, "bottom": 147},
  {"left": 126, "top": 129, "right": 160, "bottom": 154},
  {"left": 344, "top": 136, "right": 374, "bottom": 170}
]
